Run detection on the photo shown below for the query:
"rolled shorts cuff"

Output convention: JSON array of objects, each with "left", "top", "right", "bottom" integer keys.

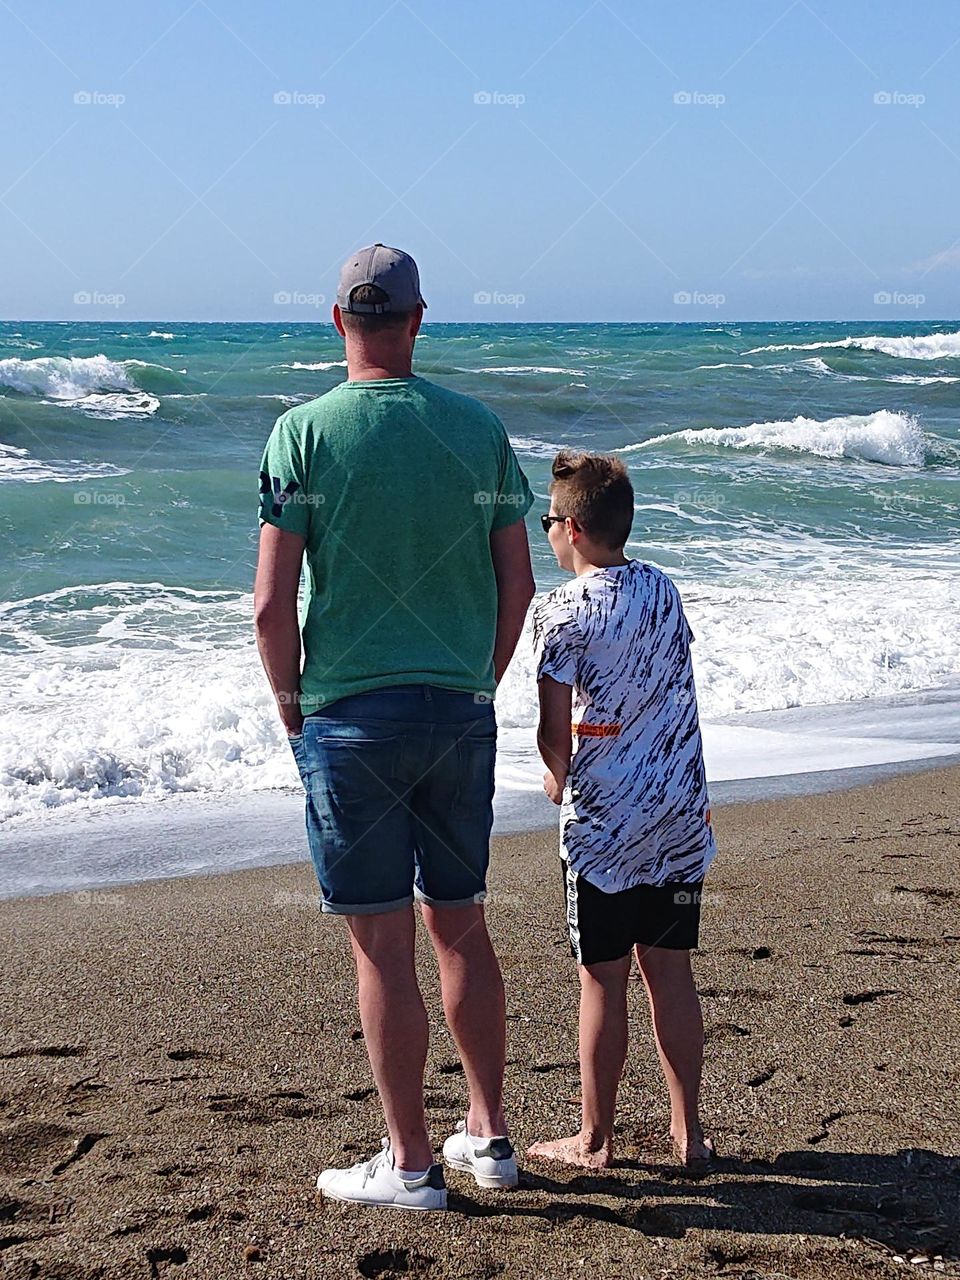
[
  {"left": 414, "top": 887, "right": 487, "bottom": 909},
  {"left": 320, "top": 894, "right": 414, "bottom": 916}
]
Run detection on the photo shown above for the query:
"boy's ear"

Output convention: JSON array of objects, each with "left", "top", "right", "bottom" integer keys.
[{"left": 566, "top": 516, "right": 581, "bottom": 541}]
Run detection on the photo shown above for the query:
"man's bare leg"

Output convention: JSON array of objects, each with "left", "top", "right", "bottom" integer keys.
[
  {"left": 347, "top": 906, "right": 433, "bottom": 1171},
  {"left": 634, "top": 943, "right": 714, "bottom": 1164},
  {"left": 527, "top": 954, "right": 631, "bottom": 1169},
  {"left": 421, "top": 902, "right": 507, "bottom": 1138}
]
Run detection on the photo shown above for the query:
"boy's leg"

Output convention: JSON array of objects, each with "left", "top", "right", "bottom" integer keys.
[
  {"left": 527, "top": 953, "right": 631, "bottom": 1169},
  {"left": 348, "top": 907, "right": 434, "bottom": 1171},
  {"left": 420, "top": 902, "right": 508, "bottom": 1137},
  {"left": 634, "top": 943, "right": 713, "bottom": 1163}
]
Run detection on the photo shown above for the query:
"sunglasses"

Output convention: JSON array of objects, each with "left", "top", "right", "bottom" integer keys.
[{"left": 540, "top": 513, "right": 567, "bottom": 534}]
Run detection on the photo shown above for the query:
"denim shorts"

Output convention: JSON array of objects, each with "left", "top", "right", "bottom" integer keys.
[{"left": 288, "top": 685, "right": 496, "bottom": 915}]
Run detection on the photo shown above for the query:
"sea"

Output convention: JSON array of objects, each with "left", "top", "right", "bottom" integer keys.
[{"left": 2, "top": 320, "right": 960, "bottom": 886}]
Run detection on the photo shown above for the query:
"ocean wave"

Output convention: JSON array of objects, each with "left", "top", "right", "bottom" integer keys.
[
  {"left": 508, "top": 433, "right": 562, "bottom": 458},
  {"left": 0, "top": 354, "right": 164, "bottom": 417},
  {"left": 456, "top": 365, "right": 587, "bottom": 376},
  {"left": 629, "top": 410, "right": 926, "bottom": 467},
  {"left": 3, "top": 558, "right": 960, "bottom": 824},
  {"left": 274, "top": 360, "right": 347, "bottom": 371},
  {"left": 0, "top": 442, "right": 129, "bottom": 484},
  {"left": 148, "top": 330, "right": 176, "bottom": 339},
  {"left": 744, "top": 330, "right": 960, "bottom": 360},
  {"left": 694, "top": 362, "right": 756, "bottom": 370}
]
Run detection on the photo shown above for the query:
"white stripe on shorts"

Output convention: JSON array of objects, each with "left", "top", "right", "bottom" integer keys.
[{"left": 564, "top": 859, "right": 582, "bottom": 965}]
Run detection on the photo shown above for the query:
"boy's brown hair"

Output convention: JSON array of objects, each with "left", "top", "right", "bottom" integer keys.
[{"left": 550, "top": 450, "right": 634, "bottom": 550}]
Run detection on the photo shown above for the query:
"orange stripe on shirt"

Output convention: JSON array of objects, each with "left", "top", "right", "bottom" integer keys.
[{"left": 572, "top": 722, "right": 622, "bottom": 738}]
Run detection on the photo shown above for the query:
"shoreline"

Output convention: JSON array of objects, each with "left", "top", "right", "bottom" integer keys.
[
  {"left": 2, "top": 762, "right": 958, "bottom": 1277},
  {"left": 2, "top": 746, "right": 960, "bottom": 902}
]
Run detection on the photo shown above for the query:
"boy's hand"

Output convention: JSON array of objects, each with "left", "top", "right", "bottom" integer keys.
[{"left": 543, "top": 770, "right": 566, "bottom": 805}]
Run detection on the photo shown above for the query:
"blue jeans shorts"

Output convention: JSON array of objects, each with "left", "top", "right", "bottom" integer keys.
[{"left": 288, "top": 685, "right": 496, "bottom": 915}]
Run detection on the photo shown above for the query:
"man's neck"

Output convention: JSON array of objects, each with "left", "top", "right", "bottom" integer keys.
[{"left": 345, "top": 345, "right": 414, "bottom": 381}]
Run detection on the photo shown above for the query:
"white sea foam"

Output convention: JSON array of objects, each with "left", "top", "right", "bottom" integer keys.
[
  {"left": 0, "top": 354, "right": 161, "bottom": 417},
  {"left": 509, "top": 434, "right": 562, "bottom": 458},
  {"left": 274, "top": 360, "right": 347, "bottom": 371},
  {"left": 744, "top": 330, "right": 960, "bottom": 360},
  {"left": 148, "top": 330, "right": 176, "bottom": 339},
  {"left": 785, "top": 356, "right": 960, "bottom": 386},
  {"left": 3, "top": 551, "right": 960, "bottom": 826},
  {"left": 629, "top": 410, "right": 927, "bottom": 467},
  {"left": 694, "top": 362, "right": 756, "bottom": 370},
  {"left": 882, "top": 372, "right": 960, "bottom": 385},
  {"left": 457, "top": 365, "right": 587, "bottom": 376},
  {"left": 0, "top": 442, "right": 129, "bottom": 484}
]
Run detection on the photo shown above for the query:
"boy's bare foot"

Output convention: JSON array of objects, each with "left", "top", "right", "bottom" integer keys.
[
  {"left": 527, "top": 1134, "right": 613, "bottom": 1170},
  {"left": 672, "top": 1133, "right": 716, "bottom": 1167}
]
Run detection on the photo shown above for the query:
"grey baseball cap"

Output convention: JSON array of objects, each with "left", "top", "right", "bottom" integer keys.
[{"left": 336, "top": 244, "right": 427, "bottom": 314}]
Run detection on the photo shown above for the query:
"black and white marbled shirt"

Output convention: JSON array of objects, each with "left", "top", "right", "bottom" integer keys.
[{"left": 533, "top": 559, "right": 717, "bottom": 893}]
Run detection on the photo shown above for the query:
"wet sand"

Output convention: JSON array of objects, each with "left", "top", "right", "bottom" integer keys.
[{"left": 1, "top": 764, "right": 958, "bottom": 1278}]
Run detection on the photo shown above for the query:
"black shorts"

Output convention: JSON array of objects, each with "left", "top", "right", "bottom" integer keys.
[{"left": 562, "top": 861, "right": 703, "bottom": 966}]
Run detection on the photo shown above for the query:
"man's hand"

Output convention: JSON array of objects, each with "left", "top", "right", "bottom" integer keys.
[
  {"left": 281, "top": 699, "right": 304, "bottom": 739},
  {"left": 543, "top": 769, "right": 566, "bottom": 805}
]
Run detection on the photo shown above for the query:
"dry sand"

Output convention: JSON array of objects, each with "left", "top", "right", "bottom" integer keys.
[{"left": 1, "top": 764, "right": 959, "bottom": 1279}]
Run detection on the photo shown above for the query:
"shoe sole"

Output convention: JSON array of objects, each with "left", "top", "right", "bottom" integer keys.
[
  {"left": 317, "top": 1180, "right": 447, "bottom": 1212},
  {"left": 443, "top": 1154, "right": 518, "bottom": 1190}
]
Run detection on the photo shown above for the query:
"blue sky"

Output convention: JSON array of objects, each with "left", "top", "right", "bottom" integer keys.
[{"left": 4, "top": 0, "right": 960, "bottom": 321}]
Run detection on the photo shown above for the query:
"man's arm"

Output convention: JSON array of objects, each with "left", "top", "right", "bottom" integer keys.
[
  {"left": 254, "top": 522, "right": 306, "bottom": 736},
  {"left": 537, "top": 676, "right": 572, "bottom": 805},
  {"left": 490, "top": 517, "right": 535, "bottom": 683}
]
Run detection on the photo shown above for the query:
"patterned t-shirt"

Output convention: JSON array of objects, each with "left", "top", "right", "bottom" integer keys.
[{"left": 532, "top": 559, "right": 716, "bottom": 892}]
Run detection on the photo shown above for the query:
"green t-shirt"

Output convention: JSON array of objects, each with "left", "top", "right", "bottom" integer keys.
[{"left": 257, "top": 375, "right": 534, "bottom": 715}]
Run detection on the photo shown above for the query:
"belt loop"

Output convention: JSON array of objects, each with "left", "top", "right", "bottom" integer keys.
[{"left": 424, "top": 686, "right": 432, "bottom": 703}]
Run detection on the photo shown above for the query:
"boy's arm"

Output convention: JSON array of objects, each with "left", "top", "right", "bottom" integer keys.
[{"left": 537, "top": 675, "right": 573, "bottom": 805}]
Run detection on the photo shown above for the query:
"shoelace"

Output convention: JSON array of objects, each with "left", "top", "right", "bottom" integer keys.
[{"left": 357, "top": 1138, "right": 391, "bottom": 1188}]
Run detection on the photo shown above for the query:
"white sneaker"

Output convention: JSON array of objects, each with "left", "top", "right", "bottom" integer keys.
[
  {"left": 442, "top": 1120, "right": 518, "bottom": 1189},
  {"left": 316, "top": 1139, "right": 447, "bottom": 1212}
]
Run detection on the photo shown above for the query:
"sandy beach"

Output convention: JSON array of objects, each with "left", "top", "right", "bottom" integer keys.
[{"left": 2, "top": 764, "right": 958, "bottom": 1279}]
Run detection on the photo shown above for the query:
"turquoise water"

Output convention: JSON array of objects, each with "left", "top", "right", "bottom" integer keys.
[{"left": 1, "top": 320, "right": 959, "bottom": 824}]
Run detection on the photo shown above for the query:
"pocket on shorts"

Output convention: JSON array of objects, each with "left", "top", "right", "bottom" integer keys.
[
  {"left": 305, "top": 723, "right": 407, "bottom": 820},
  {"left": 453, "top": 716, "right": 497, "bottom": 812}
]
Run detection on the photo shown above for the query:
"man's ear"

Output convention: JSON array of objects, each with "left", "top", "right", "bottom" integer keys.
[
  {"left": 408, "top": 303, "right": 424, "bottom": 340},
  {"left": 332, "top": 303, "right": 347, "bottom": 337},
  {"left": 566, "top": 517, "right": 580, "bottom": 543}
]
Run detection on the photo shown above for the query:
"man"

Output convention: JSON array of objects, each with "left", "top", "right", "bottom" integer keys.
[{"left": 254, "top": 244, "right": 535, "bottom": 1212}]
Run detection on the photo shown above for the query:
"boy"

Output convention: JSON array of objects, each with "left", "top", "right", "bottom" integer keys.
[{"left": 528, "top": 450, "right": 717, "bottom": 1170}]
